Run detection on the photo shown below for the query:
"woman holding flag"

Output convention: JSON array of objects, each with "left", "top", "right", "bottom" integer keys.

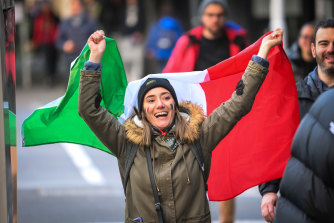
[{"left": 78, "top": 29, "right": 283, "bottom": 223}]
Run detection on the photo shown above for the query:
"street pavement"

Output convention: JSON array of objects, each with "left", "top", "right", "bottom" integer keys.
[{"left": 16, "top": 83, "right": 266, "bottom": 223}]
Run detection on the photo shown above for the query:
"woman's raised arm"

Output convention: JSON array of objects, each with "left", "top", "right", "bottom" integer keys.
[{"left": 87, "top": 30, "right": 106, "bottom": 63}]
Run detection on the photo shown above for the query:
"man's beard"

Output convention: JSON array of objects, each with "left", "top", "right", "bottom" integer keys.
[
  {"left": 207, "top": 25, "right": 223, "bottom": 37},
  {"left": 316, "top": 52, "right": 334, "bottom": 77}
]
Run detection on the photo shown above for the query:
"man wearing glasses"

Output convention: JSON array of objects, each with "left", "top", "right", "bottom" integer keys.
[
  {"left": 286, "top": 23, "right": 316, "bottom": 82},
  {"left": 163, "top": 1, "right": 248, "bottom": 222},
  {"left": 163, "top": 0, "right": 248, "bottom": 73}
]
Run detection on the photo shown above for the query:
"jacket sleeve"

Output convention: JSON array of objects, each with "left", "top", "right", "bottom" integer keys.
[
  {"left": 200, "top": 60, "right": 269, "bottom": 153},
  {"left": 78, "top": 69, "right": 126, "bottom": 158},
  {"left": 258, "top": 179, "right": 281, "bottom": 196}
]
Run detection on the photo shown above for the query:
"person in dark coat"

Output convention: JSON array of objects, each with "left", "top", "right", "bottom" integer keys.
[
  {"left": 117, "top": 0, "right": 145, "bottom": 81},
  {"left": 274, "top": 88, "right": 334, "bottom": 223},
  {"left": 31, "top": 1, "right": 59, "bottom": 85},
  {"left": 56, "top": 0, "right": 97, "bottom": 67},
  {"left": 259, "top": 18, "right": 334, "bottom": 223},
  {"left": 286, "top": 23, "right": 316, "bottom": 82}
]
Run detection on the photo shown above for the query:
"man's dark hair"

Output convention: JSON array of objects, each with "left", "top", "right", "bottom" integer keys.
[{"left": 313, "top": 19, "right": 334, "bottom": 44}]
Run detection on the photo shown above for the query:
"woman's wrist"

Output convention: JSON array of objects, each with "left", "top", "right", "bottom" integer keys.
[
  {"left": 89, "top": 52, "right": 103, "bottom": 63},
  {"left": 257, "top": 44, "right": 271, "bottom": 60}
]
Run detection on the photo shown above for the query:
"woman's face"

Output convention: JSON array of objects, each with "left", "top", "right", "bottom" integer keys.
[{"left": 142, "top": 87, "right": 176, "bottom": 129}]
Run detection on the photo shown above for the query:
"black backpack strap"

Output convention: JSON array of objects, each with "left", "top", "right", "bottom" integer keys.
[
  {"left": 186, "top": 34, "right": 200, "bottom": 50},
  {"left": 187, "top": 34, "right": 201, "bottom": 45},
  {"left": 145, "top": 146, "right": 164, "bottom": 223},
  {"left": 124, "top": 142, "right": 139, "bottom": 194},
  {"left": 189, "top": 140, "right": 208, "bottom": 190}
]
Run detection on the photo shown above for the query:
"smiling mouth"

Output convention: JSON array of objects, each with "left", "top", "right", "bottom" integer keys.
[{"left": 155, "top": 112, "right": 168, "bottom": 118}]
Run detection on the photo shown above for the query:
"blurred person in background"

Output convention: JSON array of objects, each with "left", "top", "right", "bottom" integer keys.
[
  {"left": 259, "top": 18, "right": 334, "bottom": 223},
  {"left": 30, "top": 0, "right": 59, "bottom": 86},
  {"left": 163, "top": 0, "right": 248, "bottom": 73},
  {"left": 56, "top": 0, "right": 97, "bottom": 68},
  {"left": 98, "top": 0, "right": 122, "bottom": 36},
  {"left": 163, "top": 0, "right": 249, "bottom": 222},
  {"left": 286, "top": 22, "right": 316, "bottom": 82},
  {"left": 145, "top": 2, "right": 183, "bottom": 73},
  {"left": 83, "top": 0, "right": 101, "bottom": 21},
  {"left": 118, "top": 0, "right": 145, "bottom": 81}
]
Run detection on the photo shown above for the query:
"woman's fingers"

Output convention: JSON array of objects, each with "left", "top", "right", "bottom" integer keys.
[
  {"left": 90, "top": 30, "right": 105, "bottom": 44},
  {"left": 272, "top": 29, "right": 283, "bottom": 43},
  {"left": 272, "top": 28, "right": 283, "bottom": 38},
  {"left": 264, "top": 28, "right": 283, "bottom": 47},
  {"left": 96, "top": 30, "right": 105, "bottom": 37}
]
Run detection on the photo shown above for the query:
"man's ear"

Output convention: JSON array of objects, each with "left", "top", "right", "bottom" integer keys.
[{"left": 311, "top": 42, "right": 316, "bottom": 58}]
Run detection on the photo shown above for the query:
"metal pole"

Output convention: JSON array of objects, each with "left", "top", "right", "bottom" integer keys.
[
  {"left": 270, "top": 0, "right": 287, "bottom": 48},
  {"left": 0, "top": 1, "right": 10, "bottom": 222},
  {"left": 0, "top": 1, "right": 16, "bottom": 222}
]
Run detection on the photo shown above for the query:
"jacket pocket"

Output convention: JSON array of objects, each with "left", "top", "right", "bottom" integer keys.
[{"left": 181, "top": 211, "right": 211, "bottom": 222}]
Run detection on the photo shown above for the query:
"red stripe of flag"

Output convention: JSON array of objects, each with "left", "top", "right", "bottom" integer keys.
[{"left": 202, "top": 32, "right": 299, "bottom": 200}]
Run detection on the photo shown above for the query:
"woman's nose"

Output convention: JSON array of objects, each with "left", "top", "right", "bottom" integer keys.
[{"left": 156, "top": 98, "right": 165, "bottom": 108}]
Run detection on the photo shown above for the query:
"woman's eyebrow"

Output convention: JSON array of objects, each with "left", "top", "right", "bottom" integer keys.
[
  {"left": 161, "top": 92, "right": 170, "bottom": 96},
  {"left": 145, "top": 91, "right": 170, "bottom": 99},
  {"left": 145, "top": 95, "right": 155, "bottom": 99}
]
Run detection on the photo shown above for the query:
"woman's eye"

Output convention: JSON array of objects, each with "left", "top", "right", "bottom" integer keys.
[
  {"left": 164, "top": 96, "right": 171, "bottom": 100},
  {"left": 146, "top": 99, "right": 154, "bottom": 103}
]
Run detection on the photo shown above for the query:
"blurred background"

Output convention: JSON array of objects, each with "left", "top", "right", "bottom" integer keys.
[
  {"left": 8, "top": 0, "right": 334, "bottom": 222},
  {"left": 14, "top": 0, "right": 334, "bottom": 87}
]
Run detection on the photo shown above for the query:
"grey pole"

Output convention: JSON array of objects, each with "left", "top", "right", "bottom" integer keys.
[
  {"left": 0, "top": 2, "right": 10, "bottom": 222},
  {"left": 0, "top": 0, "right": 16, "bottom": 222},
  {"left": 269, "top": 0, "right": 287, "bottom": 48}
]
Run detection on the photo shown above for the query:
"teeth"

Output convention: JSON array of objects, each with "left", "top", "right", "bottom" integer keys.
[{"left": 155, "top": 112, "right": 168, "bottom": 117}]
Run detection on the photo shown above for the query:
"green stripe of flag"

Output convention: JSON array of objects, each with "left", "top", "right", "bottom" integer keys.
[{"left": 22, "top": 37, "right": 127, "bottom": 155}]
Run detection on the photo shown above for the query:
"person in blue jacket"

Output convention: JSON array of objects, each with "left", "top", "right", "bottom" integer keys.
[{"left": 145, "top": 14, "right": 183, "bottom": 73}]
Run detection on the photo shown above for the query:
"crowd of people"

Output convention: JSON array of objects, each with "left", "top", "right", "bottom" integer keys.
[
  {"left": 24, "top": 0, "right": 334, "bottom": 222},
  {"left": 25, "top": 0, "right": 146, "bottom": 85},
  {"left": 25, "top": 0, "right": 180, "bottom": 84}
]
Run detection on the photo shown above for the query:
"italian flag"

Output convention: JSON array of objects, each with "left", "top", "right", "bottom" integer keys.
[{"left": 22, "top": 33, "right": 300, "bottom": 201}]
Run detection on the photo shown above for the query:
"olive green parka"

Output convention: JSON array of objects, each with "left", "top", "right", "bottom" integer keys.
[{"left": 78, "top": 60, "right": 268, "bottom": 223}]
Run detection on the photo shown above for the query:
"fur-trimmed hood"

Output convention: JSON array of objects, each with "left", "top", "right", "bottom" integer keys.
[{"left": 123, "top": 101, "right": 205, "bottom": 145}]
